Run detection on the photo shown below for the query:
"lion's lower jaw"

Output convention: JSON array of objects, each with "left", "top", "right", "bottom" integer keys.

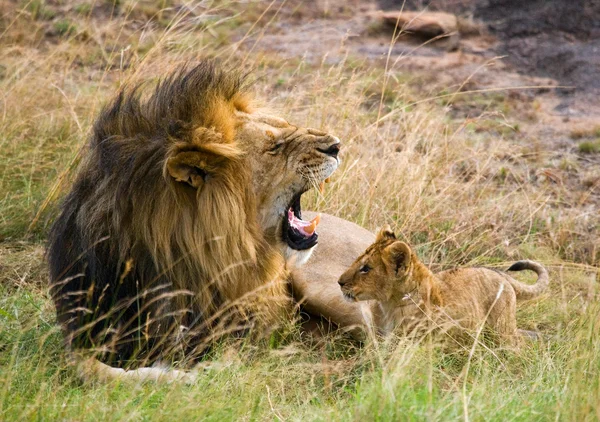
[{"left": 283, "top": 244, "right": 316, "bottom": 269}]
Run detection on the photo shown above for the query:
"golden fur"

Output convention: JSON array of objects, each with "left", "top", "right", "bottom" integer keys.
[
  {"left": 48, "top": 62, "right": 341, "bottom": 379},
  {"left": 338, "top": 226, "right": 549, "bottom": 346}
]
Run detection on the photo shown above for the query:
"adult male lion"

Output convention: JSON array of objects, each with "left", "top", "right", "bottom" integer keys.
[{"left": 47, "top": 62, "right": 343, "bottom": 381}]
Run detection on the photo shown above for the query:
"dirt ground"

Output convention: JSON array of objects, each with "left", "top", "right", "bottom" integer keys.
[
  {"left": 379, "top": 0, "right": 600, "bottom": 103},
  {"left": 245, "top": 0, "right": 599, "bottom": 214}
]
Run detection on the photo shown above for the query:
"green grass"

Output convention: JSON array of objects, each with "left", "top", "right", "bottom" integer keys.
[
  {"left": 578, "top": 140, "right": 600, "bottom": 154},
  {"left": 2, "top": 278, "right": 600, "bottom": 420},
  {"left": 53, "top": 19, "right": 77, "bottom": 36},
  {"left": 1, "top": 0, "right": 599, "bottom": 419}
]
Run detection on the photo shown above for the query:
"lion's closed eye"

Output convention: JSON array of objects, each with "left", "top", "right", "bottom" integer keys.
[{"left": 267, "top": 141, "right": 285, "bottom": 155}]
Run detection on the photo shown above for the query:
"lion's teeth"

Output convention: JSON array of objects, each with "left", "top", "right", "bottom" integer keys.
[
  {"left": 312, "top": 213, "right": 321, "bottom": 226},
  {"left": 304, "top": 214, "right": 321, "bottom": 235}
]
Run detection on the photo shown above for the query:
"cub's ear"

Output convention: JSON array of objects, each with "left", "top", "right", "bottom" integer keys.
[
  {"left": 166, "top": 151, "right": 212, "bottom": 189},
  {"left": 376, "top": 224, "right": 396, "bottom": 242},
  {"left": 382, "top": 241, "right": 411, "bottom": 275}
]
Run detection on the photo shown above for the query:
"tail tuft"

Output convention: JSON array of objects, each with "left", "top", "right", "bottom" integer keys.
[
  {"left": 505, "top": 260, "right": 549, "bottom": 301},
  {"left": 507, "top": 261, "right": 529, "bottom": 272}
]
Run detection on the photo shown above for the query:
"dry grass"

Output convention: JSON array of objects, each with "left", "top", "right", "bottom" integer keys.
[{"left": 1, "top": 0, "right": 599, "bottom": 420}]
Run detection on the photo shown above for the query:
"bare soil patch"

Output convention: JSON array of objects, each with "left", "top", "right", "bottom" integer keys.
[{"left": 249, "top": 0, "right": 600, "bottom": 217}]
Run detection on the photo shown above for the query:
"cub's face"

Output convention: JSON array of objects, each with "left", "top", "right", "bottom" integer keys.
[
  {"left": 338, "top": 228, "right": 414, "bottom": 302},
  {"left": 338, "top": 247, "right": 392, "bottom": 302},
  {"left": 235, "top": 110, "right": 341, "bottom": 264}
]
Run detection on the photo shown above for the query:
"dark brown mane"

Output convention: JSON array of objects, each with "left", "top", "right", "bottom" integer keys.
[
  {"left": 47, "top": 62, "right": 285, "bottom": 367},
  {"left": 94, "top": 62, "right": 249, "bottom": 147}
]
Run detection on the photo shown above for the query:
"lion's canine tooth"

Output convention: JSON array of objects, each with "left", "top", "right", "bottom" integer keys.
[{"left": 304, "top": 214, "right": 321, "bottom": 235}]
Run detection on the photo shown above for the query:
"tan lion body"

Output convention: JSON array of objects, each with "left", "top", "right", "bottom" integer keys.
[
  {"left": 290, "top": 212, "right": 374, "bottom": 337},
  {"left": 338, "top": 227, "right": 549, "bottom": 346}
]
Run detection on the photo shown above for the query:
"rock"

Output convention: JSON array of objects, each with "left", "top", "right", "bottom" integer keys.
[{"left": 380, "top": 11, "right": 460, "bottom": 50}]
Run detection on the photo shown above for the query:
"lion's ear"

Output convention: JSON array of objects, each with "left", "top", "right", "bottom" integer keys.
[
  {"left": 376, "top": 225, "right": 396, "bottom": 242},
  {"left": 382, "top": 241, "right": 411, "bottom": 275},
  {"left": 166, "top": 151, "right": 211, "bottom": 189},
  {"left": 167, "top": 139, "right": 242, "bottom": 189}
]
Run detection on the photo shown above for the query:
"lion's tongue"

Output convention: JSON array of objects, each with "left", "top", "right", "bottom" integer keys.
[{"left": 288, "top": 210, "right": 321, "bottom": 237}]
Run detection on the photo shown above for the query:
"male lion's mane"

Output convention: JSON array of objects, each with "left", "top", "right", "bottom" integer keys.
[{"left": 48, "top": 62, "right": 288, "bottom": 367}]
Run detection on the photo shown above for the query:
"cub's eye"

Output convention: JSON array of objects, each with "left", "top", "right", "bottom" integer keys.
[{"left": 359, "top": 265, "right": 370, "bottom": 274}]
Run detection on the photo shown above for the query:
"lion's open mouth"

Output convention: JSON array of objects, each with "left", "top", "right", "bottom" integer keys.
[
  {"left": 282, "top": 192, "right": 319, "bottom": 250},
  {"left": 282, "top": 178, "right": 330, "bottom": 251}
]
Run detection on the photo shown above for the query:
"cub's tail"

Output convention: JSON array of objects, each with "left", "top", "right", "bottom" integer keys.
[{"left": 506, "top": 260, "right": 549, "bottom": 301}]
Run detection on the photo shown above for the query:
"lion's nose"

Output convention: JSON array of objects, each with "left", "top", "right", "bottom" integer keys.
[
  {"left": 317, "top": 138, "right": 341, "bottom": 159},
  {"left": 338, "top": 276, "right": 347, "bottom": 287}
]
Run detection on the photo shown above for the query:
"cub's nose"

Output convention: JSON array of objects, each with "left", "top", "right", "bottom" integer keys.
[{"left": 317, "top": 138, "right": 341, "bottom": 159}]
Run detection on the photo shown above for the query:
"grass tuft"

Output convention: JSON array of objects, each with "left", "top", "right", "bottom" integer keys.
[
  {"left": 53, "top": 19, "right": 77, "bottom": 36},
  {"left": 578, "top": 140, "right": 600, "bottom": 154}
]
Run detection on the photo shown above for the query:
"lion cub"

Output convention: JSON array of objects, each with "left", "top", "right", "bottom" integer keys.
[{"left": 337, "top": 226, "right": 549, "bottom": 346}]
